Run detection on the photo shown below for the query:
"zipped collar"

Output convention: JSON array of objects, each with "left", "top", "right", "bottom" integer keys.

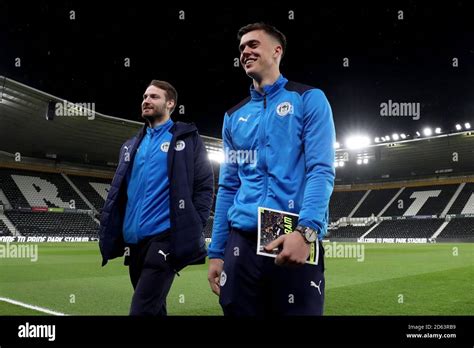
[
  {"left": 249, "top": 75, "right": 288, "bottom": 101},
  {"left": 146, "top": 118, "right": 173, "bottom": 135},
  {"left": 137, "top": 121, "right": 197, "bottom": 140}
]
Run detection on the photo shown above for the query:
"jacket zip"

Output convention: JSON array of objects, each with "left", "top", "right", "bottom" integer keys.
[
  {"left": 135, "top": 132, "right": 154, "bottom": 241},
  {"left": 258, "top": 94, "right": 269, "bottom": 206}
]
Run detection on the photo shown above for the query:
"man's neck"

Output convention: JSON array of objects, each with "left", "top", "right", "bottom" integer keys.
[
  {"left": 252, "top": 70, "right": 281, "bottom": 94},
  {"left": 148, "top": 115, "right": 170, "bottom": 128}
]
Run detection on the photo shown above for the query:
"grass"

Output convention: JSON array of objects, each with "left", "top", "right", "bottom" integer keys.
[{"left": 0, "top": 242, "right": 472, "bottom": 315}]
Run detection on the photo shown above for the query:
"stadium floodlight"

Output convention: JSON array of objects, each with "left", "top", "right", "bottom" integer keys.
[
  {"left": 374, "top": 137, "right": 380, "bottom": 143},
  {"left": 465, "top": 122, "right": 471, "bottom": 129},
  {"left": 455, "top": 124, "right": 462, "bottom": 131},
  {"left": 400, "top": 133, "right": 406, "bottom": 139},
  {"left": 334, "top": 142, "right": 340, "bottom": 149},
  {"left": 416, "top": 131, "right": 421, "bottom": 137},
  {"left": 385, "top": 135, "right": 390, "bottom": 141},
  {"left": 423, "top": 127, "right": 432, "bottom": 136},
  {"left": 345, "top": 135, "right": 371, "bottom": 150},
  {"left": 208, "top": 151, "right": 224, "bottom": 163},
  {"left": 338, "top": 161, "right": 345, "bottom": 167},
  {"left": 363, "top": 158, "right": 369, "bottom": 164},
  {"left": 435, "top": 127, "right": 442, "bottom": 134},
  {"left": 392, "top": 133, "right": 399, "bottom": 141},
  {"left": 356, "top": 159, "right": 362, "bottom": 165}
]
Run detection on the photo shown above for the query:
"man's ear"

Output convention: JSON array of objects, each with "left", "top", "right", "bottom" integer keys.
[
  {"left": 273, "top": 45, "right": 283, "bottom": 59},
  {"left": 167, "top": 99, "right": 176, "bottom": 111}
]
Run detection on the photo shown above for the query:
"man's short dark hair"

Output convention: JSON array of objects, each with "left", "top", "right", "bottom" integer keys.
[
  {"left": 148, "top": 80, "right": 178, "bottom": 114},
  {"left": 237, "top": 22, "right": 287, "bottom": 58}
]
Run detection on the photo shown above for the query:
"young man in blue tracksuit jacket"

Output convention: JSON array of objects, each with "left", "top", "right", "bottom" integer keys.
[
  {"left": 99, "top": 80, "right": 213, "bottom": 316},
  {"left": 208, "top": 23, "right": 335, "bottom": 316}
]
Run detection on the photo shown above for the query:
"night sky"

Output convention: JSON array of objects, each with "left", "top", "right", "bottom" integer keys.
[{"left": 1, "top": 1, "right": 473, "bottom": 143}]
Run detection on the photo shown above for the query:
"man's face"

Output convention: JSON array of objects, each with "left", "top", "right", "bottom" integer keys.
[
  {"left": 239, "top": 30, "right": 281, "bottom": 79},
  {"left": 141, "top": 85, "right": 174, "bottom": 122}
]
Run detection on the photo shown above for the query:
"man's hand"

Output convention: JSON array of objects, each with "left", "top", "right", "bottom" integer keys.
[
  {"left": 264, "top": 231, "right": 310, "bottom": 267},
  {"left": 207, "top": 258, "right": 224, "bottom": 296}
]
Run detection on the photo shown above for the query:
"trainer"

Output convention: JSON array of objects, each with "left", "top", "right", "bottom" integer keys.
[{"left": 100, "top": 80, "right": 214, "bottom": 316}]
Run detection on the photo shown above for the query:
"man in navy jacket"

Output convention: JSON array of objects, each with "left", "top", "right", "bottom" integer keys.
[{"left": 99, "top": 80, "right": 214, "bottom": 316}]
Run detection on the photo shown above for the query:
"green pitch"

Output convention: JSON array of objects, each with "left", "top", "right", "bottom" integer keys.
[{"left": 0, "top": 242, "right": 472, "bottom": 315}]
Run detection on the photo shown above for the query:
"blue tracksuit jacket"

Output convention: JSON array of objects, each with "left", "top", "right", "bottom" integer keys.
[{"left": 208, "top": 75, "right": 335, "bottom": 259}]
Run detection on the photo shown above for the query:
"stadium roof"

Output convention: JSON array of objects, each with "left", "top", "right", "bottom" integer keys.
[
  {"left": 0, "top": 76, "right": 222, "bottom": 167},
  {"left": 334, "top": 132, "right": 474, "bottom": 183},
  {"left": 2, "top": 76, "right": 474, "bottom": 185}
]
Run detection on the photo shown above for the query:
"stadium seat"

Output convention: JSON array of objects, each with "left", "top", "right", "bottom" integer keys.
[
  {"left": 67, "top": 175, "right": 111, "bottom": 212},
  {"left": 437, "top": 218, "right": 474, "bottom": 239},
  {"left": 329, "top": 190, "right": 367, "bottom": 221},
  {"left": 5, "top": 211, "right": 98, "bottom": 237},
  {"left": 365, "top": 219, "right": 444, "bottom": 238}
]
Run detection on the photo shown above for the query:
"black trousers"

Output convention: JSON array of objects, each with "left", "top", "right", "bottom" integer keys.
[
  {"left": 126, "top": 231, "right": 175, "bottom": 316},
  {"left": 219, "top": 229, "right": 325, "bottom": 316}
]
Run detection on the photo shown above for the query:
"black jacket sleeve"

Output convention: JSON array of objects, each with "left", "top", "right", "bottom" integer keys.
[{"left": 192, "top": 133, "right": 215, "bottom": 227}]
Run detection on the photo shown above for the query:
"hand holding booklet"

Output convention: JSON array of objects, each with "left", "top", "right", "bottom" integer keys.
[{"left": 257, "top": 207, "right": 319, "bottom": 265}]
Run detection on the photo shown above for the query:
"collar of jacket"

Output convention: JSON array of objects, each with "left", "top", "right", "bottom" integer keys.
[
  {"left": 127, "top": 122, "right": 197, "bottom": 180},
  {"left": 145, "top": 118, "right": 173, "bottom": 135},
  {"left": 167, "top": 121, "right": 198, "bottom": 180},
  {"left": 136, "top": 120, "right": 198, "bottom": 140},
  {"left": 249, "top": 74, "right": 288, "bottom": 101},
  {"left": 134, "top": 121, "right": 198, "bottom": 181}
]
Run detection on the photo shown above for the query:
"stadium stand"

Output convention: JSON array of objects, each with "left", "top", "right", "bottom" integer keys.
[
  {"left": 5, "top": 211, "right": 98, "bottom": 237},
  {"left": 0, "top": 218, "right": 11, "bottom": 236},
  {"left": 352, "top": 188, "right": 400, "bottom": 217},
  {"left": 329, "top": 190, "right": 366, "bottom": 221},
  {"left": 382, "top": 184, "right": 459, "bottom": 216},
  {"left": 67, "top": 175, "right": 110, "bottom": 212},
  {"left": 209, "top": 162, "right": 220, "bottom": 213},
  {"left": 447, "top": 183, "right": 474, "bottom": 214},
  {"left": 327, "top": 225, "right": 370, "bottom": 239},
  {"left": 0, "top": 167, "right": 101, "bottom": 237},
  {"left": 0, "top": 169, "right": 30, "bottom": 209},
  {"left": 437, "top": 218, "right": 474, "bottom": 240},
  {"left": 1, "top": 76, "right": 473, "bottom": 243},
  {"left": 203, "top": 216, "right": 214, "bottom": 239},
  {"left": 363, "top": 219, "right": 445, "bottom": 239},
  {"left": 0, "top": 168, "right": 89, "bottom": 209}
]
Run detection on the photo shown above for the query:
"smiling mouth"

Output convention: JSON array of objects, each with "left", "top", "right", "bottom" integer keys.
[{"left": 244, "top": 58, "right": 257, "bottom": 67}]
